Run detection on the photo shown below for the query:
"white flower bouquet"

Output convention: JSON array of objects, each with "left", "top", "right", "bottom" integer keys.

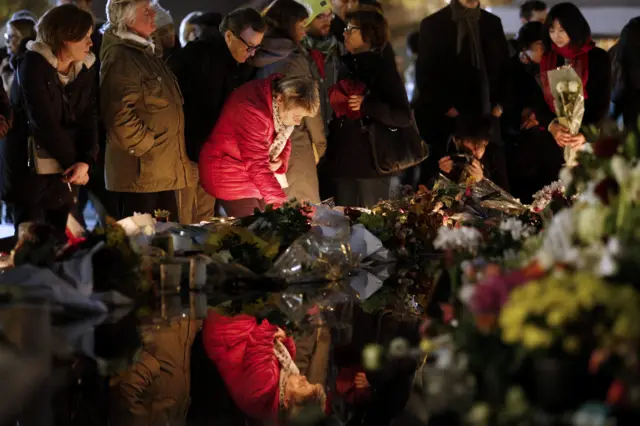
[{"left": 547, "top": 66, "right": 585, "bottom": 166}]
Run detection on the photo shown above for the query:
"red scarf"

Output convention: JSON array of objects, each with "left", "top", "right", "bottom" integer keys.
[
  {"left": 540, "top": 39, "right": 595, "bottom": 113},
  {"left": 309, "top": 49, "right": 326, "bottom": 79}
]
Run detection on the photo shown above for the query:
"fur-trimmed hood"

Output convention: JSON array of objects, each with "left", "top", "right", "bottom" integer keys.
[{"left": 26, "top": 40, "right": 96, "bottom": 80}]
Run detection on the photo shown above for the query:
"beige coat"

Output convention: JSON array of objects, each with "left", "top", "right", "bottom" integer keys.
[
  {"left": 100, "top": 31, "right": 196, "bottom": 193},
  {"left": 110, "top": 318, "right": 200, "bottom": 426}
]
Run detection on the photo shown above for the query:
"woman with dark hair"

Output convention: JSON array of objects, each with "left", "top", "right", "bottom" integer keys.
[
  {"left": 1, "top": 13, "right": 37, "bottom": 93},
  {"left": 0, "top": 4, "right": 97, "bottom": 237},
  {"left": 540, "top": 2, "right": 611, "bottom": 148},
  {"left": 250, "top": 0, "right": 309, "bottom": 77},
  {"left": 322, "top": 6, "right": 413, "bottom": 207}
]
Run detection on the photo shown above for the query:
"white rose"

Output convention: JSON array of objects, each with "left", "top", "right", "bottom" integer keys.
[
  {"left": 556, "top": 82, "right": 567, "bottom": 92},
  {"left": 576, "top": 205, "right": 607, "bottom": 244},
  {"left": 568, "top": 81, "right": 580, "bottom": 93},
  {"left": 611, "top": 155, "right": 631, "bottom": 185}
]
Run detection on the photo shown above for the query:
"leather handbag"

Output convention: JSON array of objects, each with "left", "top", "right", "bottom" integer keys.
[{"left": 365, "top": 115, "right": 429, "bottom": 176}]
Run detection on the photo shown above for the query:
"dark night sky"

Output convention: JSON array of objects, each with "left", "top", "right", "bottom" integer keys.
[{"left": 91, "top": 0, "right": 269, "bottom": 24}]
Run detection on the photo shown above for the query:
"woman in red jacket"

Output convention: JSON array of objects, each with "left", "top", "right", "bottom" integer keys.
[
  {"left": 202, "top": 312, "right": 326, "bottom": 421},
  {"left": 199, "top": 74, "right": 319, "bottom": 218}
]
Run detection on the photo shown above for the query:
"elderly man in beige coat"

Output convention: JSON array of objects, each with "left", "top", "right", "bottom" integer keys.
[{"left": 100, "top": 0, "right": 195, "bottom": 221}]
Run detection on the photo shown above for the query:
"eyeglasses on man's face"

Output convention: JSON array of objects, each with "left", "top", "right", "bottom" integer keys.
[
  {"left": 316, "top": 12, "right": 335, "bottom": 22},
  {"left": 234, "top": 33, "right": 261, "bottom": 54}
]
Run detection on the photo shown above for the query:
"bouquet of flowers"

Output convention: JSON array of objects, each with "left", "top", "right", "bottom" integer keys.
[{"left": 547, "top": 66, "right": 586, "bottom": 166}]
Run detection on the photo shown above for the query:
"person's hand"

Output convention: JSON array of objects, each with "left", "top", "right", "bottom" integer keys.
[
  {"left": 63, "top": 162, "right": 90, "bottom": 186},
  {"left": 348, "top": 95, "right": 364, "bottom": 112},
  {"left": 445, "top": 107, "right": 459, "bottom": 118},
  {"left": 354, "top": 372, "right": 370, "bottom": 389},
  {"left": 0, "top": 117, "right": 9, "bottom": 138},
  {"left": 521, "top": 109, "right": 539, "bottom": 130},
  {"left": 438, "top": 156, "right": 454, "bottom": 174},
  {"left": 549, "top": 122, "right": 574, "bottom": 147},
  {"left": 465, "top": 159, "right": 484, "bottom": 182},
  {"left": 567, "top": 132, "right": 586, "bottom": 148},
  {"left": 269, "top": 159, "right": 283, "bottom": 172},
  {"left": 274, "top": 327, "right": 286, "bottom": 341},
  {"left": 491, "top": 105, "right": 503, "bottom": 118}
]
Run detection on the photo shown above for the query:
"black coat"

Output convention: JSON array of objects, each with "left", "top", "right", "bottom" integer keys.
[
  {"left": 0, "top": 78, "right": 9, "bottom": 123},
  {"left": 169, "top": 32, "right": 253, "bottom": 162},
  {"left": 322, "top": 48, "right": 413, "bottom": 180},
  {"left": 415, "top": 6, "right": 510, "bottom": 117},
  {"left": 613, "top": 17, "right": 640, "bottom": 129},
  {"left": 414, "top": 6, "right": 510, "bottom": 153},
  {"left": 0, "top": 50, "right": 98, "bottom": 203}
]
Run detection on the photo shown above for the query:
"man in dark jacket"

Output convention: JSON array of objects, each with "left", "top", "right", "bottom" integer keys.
[
  {"left": 613, "top": 17, "right": 640, "bottom": 132},
  {"left": 0, "top": 82, "right": 10, "bottom": 139},
  {"left": 415, "top": 0, "right": 510, "bottom": 184},
  {"left": 169, "top": 8, "right": 266, "bottom": 223}
]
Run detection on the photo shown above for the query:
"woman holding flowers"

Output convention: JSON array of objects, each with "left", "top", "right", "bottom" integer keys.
[{"left": 540, "top": 2, "right": 611, "bottom": 149}]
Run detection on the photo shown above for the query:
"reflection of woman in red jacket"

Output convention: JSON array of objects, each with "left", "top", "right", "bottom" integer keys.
[
  {"left": 198, "top": 74, "right": 319, "bottom": 218},
  {"left": 202, "top": 312, "right": 325, "bottom": 421}
]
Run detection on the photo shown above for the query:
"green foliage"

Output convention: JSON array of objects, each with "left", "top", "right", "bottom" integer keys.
[{"left": 240, "top": 201, "right": 312, "bottom": 251}]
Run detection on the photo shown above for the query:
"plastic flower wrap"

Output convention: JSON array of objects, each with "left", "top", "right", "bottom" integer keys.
[
  {"left": 547, "top": 66, "right": 586, "bottom": 166},
  {"left": 278, "top": 281, "right": 356, "bottom": 329}
]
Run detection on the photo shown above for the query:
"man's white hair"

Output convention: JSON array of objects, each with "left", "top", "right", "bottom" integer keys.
[{"left": 104, "top": 0, "right": 149, "bottom": 34}]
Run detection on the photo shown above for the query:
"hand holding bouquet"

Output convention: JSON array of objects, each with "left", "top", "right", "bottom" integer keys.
[{"left": 547, "top": 66, "right": 586, "bottom": 166}]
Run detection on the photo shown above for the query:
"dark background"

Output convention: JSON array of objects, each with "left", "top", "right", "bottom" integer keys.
[{"left": 90, "top": 0, "right": 269, "bottom": 24}]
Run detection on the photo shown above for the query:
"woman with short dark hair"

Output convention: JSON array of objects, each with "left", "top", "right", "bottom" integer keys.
[
  {"left": 322, "top": 6, "right": 413, "bottom": 207},
  {"left": 0, "top": 4, "right": 97, "bottom": 236},
  {"left": 540, "top": 2, "right": 611, "bottom": 148}
]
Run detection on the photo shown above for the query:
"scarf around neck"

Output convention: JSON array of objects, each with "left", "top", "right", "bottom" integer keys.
[
  {"left": 274, "top": 339, "right": 299, "bottom": 408},
  {"left": 450, "top": 0, "right": 490, "bottom": 114},
  {"left": 540, "top": 40, "right": 595, "bottom": 113},
  {"left": 270, "top": 95, "right": 294, "bottom": 189}
]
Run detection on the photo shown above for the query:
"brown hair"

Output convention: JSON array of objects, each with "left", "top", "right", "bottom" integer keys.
[
  {"left": 284, "top": 383, "right": 326, "bottom": 418},
  {"left": 36, "top": 4, "right": 94, "bottom": 55},
  {"left": 346, "top": 4, "right": 389, "bottom": 50},
  {"left": 263, "top": 0, "right": 309, "bottom": 42},
  {"left": 7, "top": 19, "right": 37, "bottom": 41}
]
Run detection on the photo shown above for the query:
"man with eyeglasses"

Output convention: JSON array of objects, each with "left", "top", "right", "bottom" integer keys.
[{"left": 168, "top": 8, "right": 265, "bottom": 223}]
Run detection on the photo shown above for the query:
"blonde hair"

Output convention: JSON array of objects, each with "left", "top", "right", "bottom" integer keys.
[
  {"left": 274, "top": 75, "right": 320, "bottom": 117},
  {"left": 285, "top": 383, "right": 326, "bottom": 418},
  {"left": 104, "top": 0, "right": 146, "bottom": 35}
]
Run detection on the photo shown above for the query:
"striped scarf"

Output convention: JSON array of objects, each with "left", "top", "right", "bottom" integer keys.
[
  {"left": 274, "top": 339, "right": 299, "bottom": 408},
  {"left": 270, "top": 96, "right": 294, "bottom": 189}
]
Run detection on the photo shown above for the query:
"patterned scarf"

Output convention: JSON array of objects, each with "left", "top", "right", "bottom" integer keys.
[
  {"left": 274, "top": 339, "right": 300, "bottom": 408},
  {"left": 270, "top": 95, "right": 294, "bottom": 189},
  {"left": 450, "top": 0, "right": 490, "bottom": 114}
]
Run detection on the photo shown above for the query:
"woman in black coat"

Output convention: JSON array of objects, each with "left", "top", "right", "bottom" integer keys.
[
  {"left": 0, "top": 4, "right": 98, "bottom": 236},
  {"left": 540, "top": 2, "right": 611, "bottom": 148},
  {"left": 322, "top": 6, "right": 413, "bottom": 208}
]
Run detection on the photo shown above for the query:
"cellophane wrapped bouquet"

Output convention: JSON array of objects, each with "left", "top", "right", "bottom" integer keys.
[{"left": 547, "top": 66, "right": 585, "bottom": 166}]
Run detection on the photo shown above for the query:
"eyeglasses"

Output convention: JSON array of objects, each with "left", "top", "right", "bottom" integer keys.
[
  {"left": 344, "top": 24, "right": 360, "bottom": 34},
  {"left": 234, "top": 33, "right": 261, "bottom": 54}
]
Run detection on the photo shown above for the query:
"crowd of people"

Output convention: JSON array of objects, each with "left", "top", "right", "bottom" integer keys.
[{"left": 0, "top": 0, "right": 639, "bottom": 424}]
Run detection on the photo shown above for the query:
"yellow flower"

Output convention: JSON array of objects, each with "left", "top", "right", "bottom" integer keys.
[
  {"left": 522, "top": 325, "right": 553, "bottom": 350},
  {"left": 499, "top": 305, "right": 528, "bottom": 329},
  {"left": 502, "top": 325, "right": 522, "bottom": 344},
  {"left": 419, "top": 339, "right": 435, "bottom": 354},
  {"left": 563, "top": 336, "right": 580, "bottom": 354},
  {"left": 546, "top": 310, "right": 567, "bottom": 328}
]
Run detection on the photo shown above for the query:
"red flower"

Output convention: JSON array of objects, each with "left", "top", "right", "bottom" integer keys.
[
  {"left": 606, "top": 380, "right": 626, "bottom": 406},
  {"left": 593, "top": 136, "right": 622, "bottom": 158},
  {"left": 594, "top": 177, "right": 620, "bottom": 205}
]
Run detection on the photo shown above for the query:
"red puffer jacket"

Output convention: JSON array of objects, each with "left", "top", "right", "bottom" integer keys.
[
  {"left": 198, "top": 75, "right": 291, "bottom": 205},
  {"left": 202, "top": 312, "right": 296, "bottom": 421}
]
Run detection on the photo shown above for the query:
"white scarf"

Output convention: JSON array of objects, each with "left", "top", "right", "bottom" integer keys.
[
  {"left": 270, "top": 96, "right": 294, "bottom": 189},
  {"left": 274, "top": 339, "right": 299, "bottom": 408}
]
